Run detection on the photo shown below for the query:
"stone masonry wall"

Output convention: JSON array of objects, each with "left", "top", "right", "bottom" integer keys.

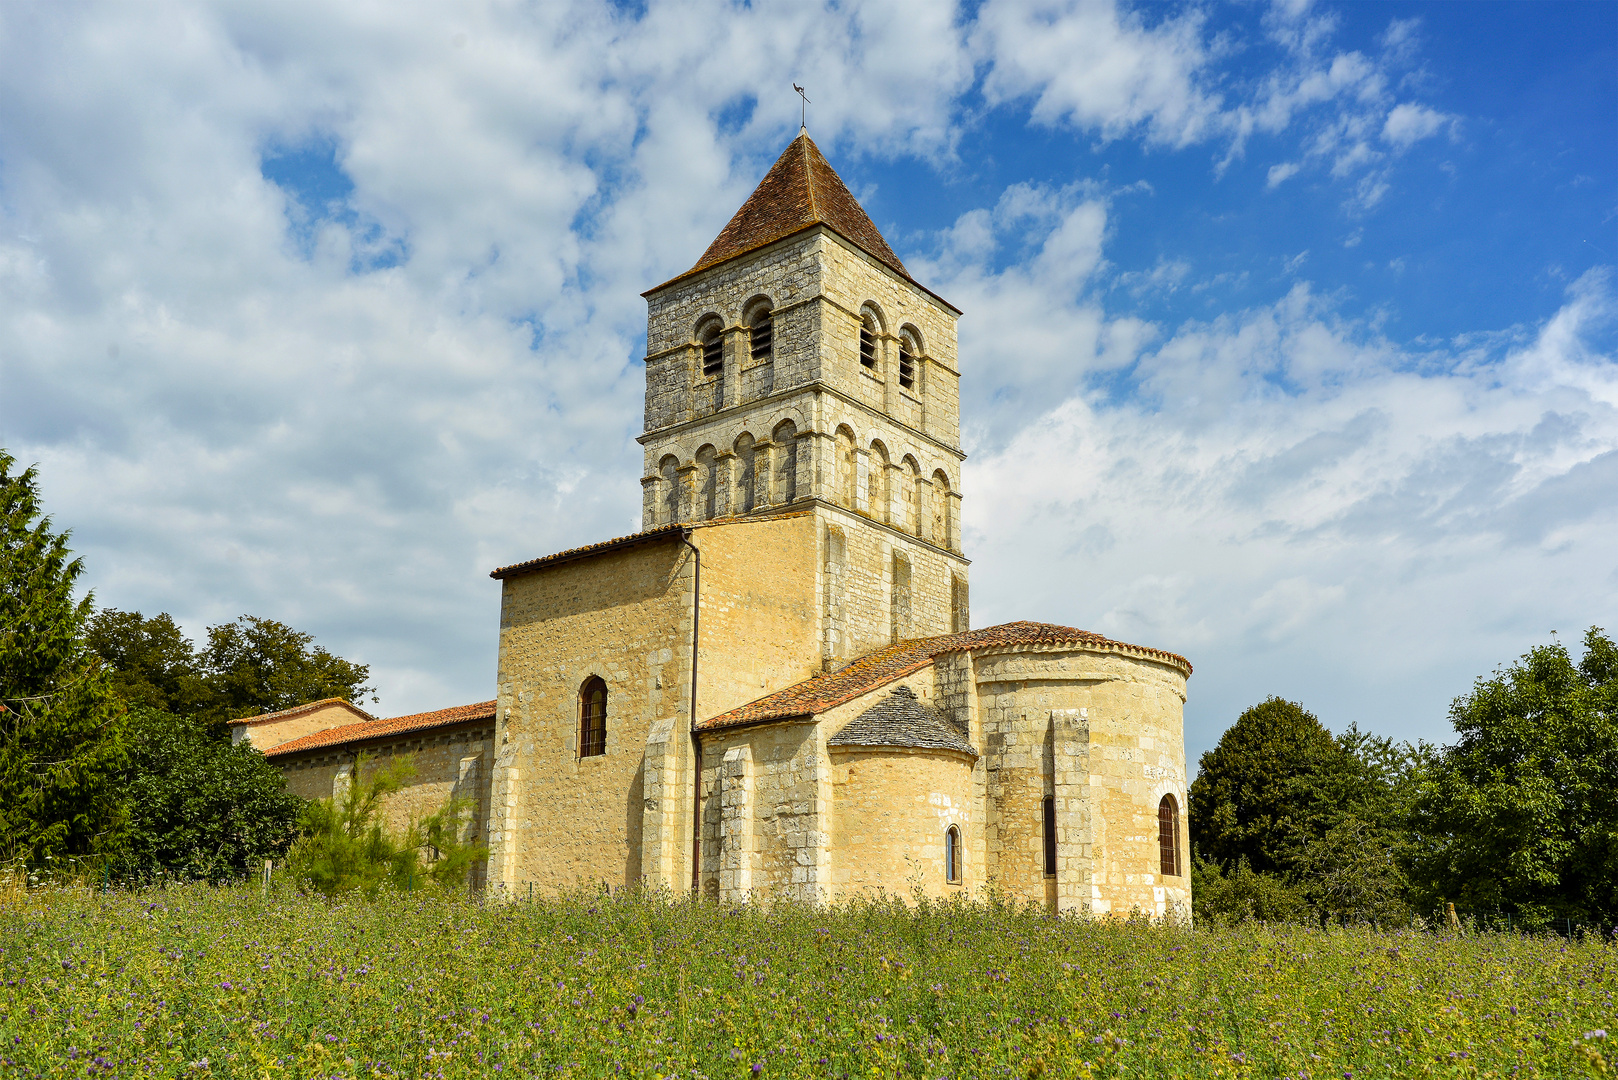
[
  {"left": 830, "top": 747, "right": 975, "bottom": 901},
  {"left": 492, "top": 538, "right": 692, "bottom": 895},
  {"left": 973, "top": 647, "right": 1189, "bottom": 919},
  {"left": 818, "top": 506, "right": 965, "bottom": 663}
]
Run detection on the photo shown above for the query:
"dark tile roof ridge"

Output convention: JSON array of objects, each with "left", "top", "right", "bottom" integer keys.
[
  {"left": 828, "top": 685, "right": 977, "bottom": 756},
  {"left": 265, "top": 699, "right": 498, "bottom": 759},
  {"left": 227, "top": 697, "right": 375, "bottom": 727},
  {"left": 698, "top": 621, "right": 1191, "bottom": 732}
]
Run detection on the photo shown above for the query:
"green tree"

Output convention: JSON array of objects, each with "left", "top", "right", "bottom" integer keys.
[
  {"left": 1407, "top": 627, "right": 1618, "bottom": 928},
  {"left": 286, "top": 753, "right": 484, "bottom": 897},
  {"left": 116, "top": 706, "right": 304, "bottom": 881},
  {"left": 87, "top": 609, "right": 374, "bottom": 729},
  {"left": 0, "top": 451, "right": 129, "bottom": 866},
  {"left": 1190, "top": 697, "right": 1363, "bottom": 875},
  {"left": 85, "top": 609, "right": 210, "bottom": 715},
  {"left": 195, "top": 615, "right": 373, "bottom": 728}
]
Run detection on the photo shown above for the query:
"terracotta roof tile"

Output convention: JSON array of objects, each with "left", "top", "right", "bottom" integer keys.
[
  {"left": 699, "top": 621, "right": 1191, "bottom": 731},
  {"left": 226, "top": 697, "right": 376, "bottom": 728},
  {"left": 644, "top": 132, "right": 957, "bottom": 313},
  {"left": 265, "top": 699, "right": 497, "bottom": 758}
]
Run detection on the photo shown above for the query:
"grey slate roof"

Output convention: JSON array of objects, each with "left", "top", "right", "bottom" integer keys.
[{"left": 828, "top": 686, "right": 977, "bottom": 756}]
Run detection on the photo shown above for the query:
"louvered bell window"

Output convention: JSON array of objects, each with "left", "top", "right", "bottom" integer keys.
[
  {"left": 898, "top": 346, "right": 915, "bottom": 389},
  {"left": 750, "top": 317, "right": 772, "bottom": 361},
  {"left": 859, "top": 325, "right": 876, "bottom": 368},
  {"left": 702, "top": 333, "right": 723, "bottom": 376}
]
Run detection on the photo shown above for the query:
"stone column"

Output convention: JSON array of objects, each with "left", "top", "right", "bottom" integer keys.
[
  {"left": 718, "top": 744, "right": 753, "bottom": 903},
  {"left": 714, "top": 451, "right": 737, "bottom": 518},
  {"left": 722, "top": 328, "right": 744, "bottom": 411},
  {"left": 1051, "top": 708, "right": 1093, "bottom": 917},
  {"left": 805, "top": 429, "right": 836, "bottom": 505},
  {"left": 793, "top": 429, "right": 815, "bottom": 504},
  {"left": 852, "top": 446, "right": 870, "bottom": 514},
  {"left": 753, "top": 439, "right": 776, "bottom": 507},
  {"left": 641, "top": 475, "right": 660, "bottom": 530},
  {"left": 675, "top": 463, "right": 698, "bottom": 525},
  {"left": 947, "top": 490, "right": 964, "bottom": 552}
]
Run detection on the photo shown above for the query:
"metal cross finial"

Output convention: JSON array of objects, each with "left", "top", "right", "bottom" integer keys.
[{"left": 793, "top": 84, "right": 810, "bottom": 130}]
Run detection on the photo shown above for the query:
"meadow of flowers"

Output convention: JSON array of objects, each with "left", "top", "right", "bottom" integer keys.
[{"left": 0, "top": 883, "right": 1611, "bottom": 1079}]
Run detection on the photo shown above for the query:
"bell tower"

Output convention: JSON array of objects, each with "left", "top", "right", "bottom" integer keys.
[{"left": 639, "top": 130, "right": 969, "bottom": 661}]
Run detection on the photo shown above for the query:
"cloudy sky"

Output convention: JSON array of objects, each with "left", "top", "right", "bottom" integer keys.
[{"left": 2, "top": 0, "right": 1613, "bottom": 762}]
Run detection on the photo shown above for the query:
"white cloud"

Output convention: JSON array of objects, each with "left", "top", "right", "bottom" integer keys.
[
  {"left": 966, "top": 267, "right": 1618, "bottom": 752},
  {"left": 972, "top": 0, "right": 1224, "bottom": 148},
  {"left": 1382, "top": 102, "right": 1451, "bottom": 147},
  {"left": 1267, "top": 161, "right": 1302, "bottom": 188}
]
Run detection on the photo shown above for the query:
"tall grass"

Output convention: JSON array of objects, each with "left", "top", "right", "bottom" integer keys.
[{"left": 0, "top": 882, "right": 1611, "bottom": 1078}]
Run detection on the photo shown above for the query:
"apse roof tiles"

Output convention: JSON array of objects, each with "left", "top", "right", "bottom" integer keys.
[{"left": 698, "top": 621, "right": 1191, "bottom": 731}]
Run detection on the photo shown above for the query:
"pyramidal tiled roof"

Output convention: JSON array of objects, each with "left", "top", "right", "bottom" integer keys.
[
  {"left": 829, "top": 685, "right": 976, "bottom": 756},
  {"left": 699, "top": 621, "right": 1192, "bottom": 732},
  {"left": 648, "top": 130, "right": 917, "bottom": 293}
]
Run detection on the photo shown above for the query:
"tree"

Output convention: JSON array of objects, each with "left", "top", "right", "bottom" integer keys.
[
  {"left": 116, "top": 706, "right": 304, "bottom": 881},
  {"left": 196, "top": 615, "right": 374, "bottom": 727},
  {"left": 85, "top": 609, "right": 211, "bottom": 716},
  {"left": 1190, "top": 697, "right": 1364, "bottom": 875},
  {"left": 0, "top": 450, "right": 129, "bottom": 866},
  {"left": 87, "top": 609, "right": 374, "bottom": 729},
  {"left": 1407, "top": 627, "right": 1618, "bottom": 928}
]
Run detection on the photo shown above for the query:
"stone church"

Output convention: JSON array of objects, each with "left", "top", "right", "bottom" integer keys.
[{"left": 236, "top": 131, "right": 1193, "bottom": 918}]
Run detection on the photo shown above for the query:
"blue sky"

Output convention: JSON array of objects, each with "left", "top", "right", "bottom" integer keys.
[{"left": 1, "top": 0, "right": 1613, "bottom": 765}]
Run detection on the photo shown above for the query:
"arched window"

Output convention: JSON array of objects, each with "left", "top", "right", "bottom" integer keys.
[
  {"left": 748, "top": 302, "right": 773, "bottom": 363},
  {"left": 700, "top": 323, "right": 723, "bottom": 377},
  {"left": 859, "top": 311, "right": 878, "bottom": 369},
  {"left": 579, "top": 677, "right": 607, "bottom": 758},
  {"left": 1043, "top": 795, "right": 1057, "bottom": 875},
  {"left": 945, "top": 825, "right": 962, "bottom": 884},
  {"left": 898, "top": 329, "right": 920, "bottom": 390},
  {"left": 1158, "top": 794, "right": 1181, "bottom": 877}
]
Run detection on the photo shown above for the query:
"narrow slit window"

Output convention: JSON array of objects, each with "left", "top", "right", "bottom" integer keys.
[
  {"left": 945, "top": 825, "right": 962, "bottom": 884},
  {"left": 701, "top": 332, "right": 723, "bottom": 376},
  {"left": 1158, "top": 794, "right": 1181, "bottom": 877},
  {"left": 898, "top": 346, "right": 915, "bottom": 389},
  {"left": 579, "top": 676, "right": 607, "bottom": 758},
  {"left": 750, "top": 317, "right": 772, "bottom": 361},
  {"left": 1043, "top": 795, "right": 1057, "bottom": 875},
  {"left": 859, "top": 324, "right": 876, "bottom": 368}
]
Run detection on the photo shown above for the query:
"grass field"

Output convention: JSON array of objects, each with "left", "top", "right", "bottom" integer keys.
[{"left": 0, "top": 884, "right": 1611, "bottom": 1079}]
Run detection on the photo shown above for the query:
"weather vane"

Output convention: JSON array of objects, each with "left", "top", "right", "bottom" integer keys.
[{"left": 793, "top": 83, "right": 810, "bottom": 129}]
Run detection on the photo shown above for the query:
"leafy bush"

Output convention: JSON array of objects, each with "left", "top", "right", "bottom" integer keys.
[
  {"left": 285, "top": 753, "right": 485, "bottom": 896},
  {"left": 116, "top": 706, "right": 303, "bottom": 882}
]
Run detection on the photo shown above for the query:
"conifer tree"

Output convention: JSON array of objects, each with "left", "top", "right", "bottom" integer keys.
[{"left": 0, "top": 450, "right": 129, "bottom": 866}]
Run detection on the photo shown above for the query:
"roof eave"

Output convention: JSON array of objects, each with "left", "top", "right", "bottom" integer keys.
[
  {"left": 490, "top": 525, "right": 690, "bottom": 581},
  {"left": 640, "top": 223, "right": 963, "bottom": 317}
]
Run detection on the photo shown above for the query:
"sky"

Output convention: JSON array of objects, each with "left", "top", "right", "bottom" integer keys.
[{"left": 1, "top": 0, "right": 1613, "bottom": 765}]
